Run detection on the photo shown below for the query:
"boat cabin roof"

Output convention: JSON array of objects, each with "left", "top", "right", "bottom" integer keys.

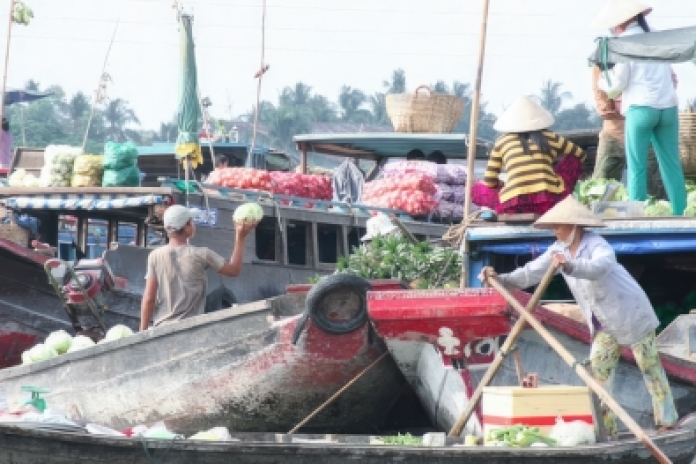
[{"left": 293, "top": 132, "right": 492, "bottom": 161}]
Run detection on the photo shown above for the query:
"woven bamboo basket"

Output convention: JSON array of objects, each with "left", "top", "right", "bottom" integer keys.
[
  {"left": 386, "top": 85, "right": 465, "bottom": 134},
  {"left": 0, "top": 209, "right": 29, "bottom": 247},
  {"left": 679, "top": 109, "right": 696, "bottom": 175}
]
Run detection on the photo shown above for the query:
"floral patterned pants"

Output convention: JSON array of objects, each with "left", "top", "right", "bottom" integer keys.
[{"left": 590, "top": 331, "right": 678, "bottom": 438}]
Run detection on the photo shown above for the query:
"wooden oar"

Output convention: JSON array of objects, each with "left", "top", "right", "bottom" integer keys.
[
  {"left": 488, "top": 277, "right": 672, "bottom": 464},
  {"left": 448, "top": 263, "right": 557, "bottom": 437}
]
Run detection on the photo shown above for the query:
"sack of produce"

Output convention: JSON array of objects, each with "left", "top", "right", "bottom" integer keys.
[
  {"left": 206, "top": 167, "right": 273, "bottom": 192},
  {"left": 8, "top": 168, "right": 26, "bottom": 187},
  {"left": 38, "top": 145, "right": 82, "bottom": 187},
  {"left": 102, "top": 142, "right": 140, "bottom": 187},
  {"left": 362, "top": 172, "right": 439, "bottom": 216},
  {"left": 103, "top": 141, "right": 139, "bottom": 170},
  {"left": 382, "top": 160, "right": 443, "bottom": 181},
  {"left": 71, "top": 154, "right": 104, "bottom": 187},
  {"left": 437, "top": 164, "right": 467, "bottom": 185},
  {"left": 434, "top": 199, "right": 465, "bottom": 219},
  {"left": 102, "top": 165, "right": 141, "bottom": 187},
  {"left": 267, "top": 172, "right": 333, "bottom": 200},
  {"left": 362, "top": 189, "right": 439, "bottom": 217}
]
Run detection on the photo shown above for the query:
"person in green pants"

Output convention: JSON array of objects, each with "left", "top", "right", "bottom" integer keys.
[
  {"left": 590, "top": 65, "right": 665, "bottom": 199},
  {"left": 592, "top": 0, "right": 686, "bottom": 215}
]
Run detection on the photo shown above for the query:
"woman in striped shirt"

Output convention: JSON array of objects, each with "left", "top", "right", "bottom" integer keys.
[{"left": 472, "top": 96, "right": 586, "bottom": 215}]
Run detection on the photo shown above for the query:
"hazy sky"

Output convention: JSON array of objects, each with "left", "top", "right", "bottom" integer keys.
[{"left": 5, "top": 0, "right": 696, "bottom": 130}]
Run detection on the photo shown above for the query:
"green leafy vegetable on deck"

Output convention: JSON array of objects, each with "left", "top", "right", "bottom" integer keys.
[
  {"left": 336, "top": 235, "right": 461, "bottom": 288},
  {"left": 380, "top": 433, "right": 422, "bottom": 446},
  {"left": 644, "top": 199, "right": 672, "bottom": 217},
  {"left": 574, "top": 178, "right": 627, "bottom": 205}
]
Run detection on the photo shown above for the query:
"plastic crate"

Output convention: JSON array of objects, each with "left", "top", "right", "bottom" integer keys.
[
  {"left": 591, "top": 201, "right": 644, "bottom": 218},
  {"left": 483, "top": 386, "right": 593, "bottom": 437}
]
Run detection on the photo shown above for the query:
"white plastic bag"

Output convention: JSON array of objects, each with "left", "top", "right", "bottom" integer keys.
[
  {"left": 188, "top": 426, "right": 237, "bottom": 441},
  {"left": 549, "top": 417, "right": 596, "bottom": 446}
]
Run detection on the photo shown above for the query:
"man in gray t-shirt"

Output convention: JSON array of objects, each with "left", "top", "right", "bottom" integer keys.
[{"left": 140, "top": 204, "right": 258, "bottom": 330}]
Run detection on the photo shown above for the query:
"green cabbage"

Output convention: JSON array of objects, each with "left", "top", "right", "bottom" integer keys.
[
  {"left": 67, "top": 335, "right": 96, "bottom": 353},
  {"left": 644, "top": 200, "right": 672, "bottom": 217},
  {"left": 232, "top": 202, "right": 263, "bottom": 224},
  {"left": 100, "top": 324, "right": 134, "bottom": 343},
  {"left": 574, "top": 179, "right": 628, "bottom": 205},
  {"left": 44, "top": 330, "right": 73, "bottom": 354},
  {"left": 21, "top": 350, "right": 33, "bottom": 365},
  {"left": 27, "top": 343, "right": 58, "bottom": 363}
]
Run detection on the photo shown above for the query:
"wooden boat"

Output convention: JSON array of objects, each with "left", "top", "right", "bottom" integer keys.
[
  {"left": 0, "top": 290, "right": 407, "bottom": 434},
  {"left": 0, "top": 425, "right": 693, "bottom": 464},
  {"left": 369, "top": 216, "right": 696, "bottom": 435}
]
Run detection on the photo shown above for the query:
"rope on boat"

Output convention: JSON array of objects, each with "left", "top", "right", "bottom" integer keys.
[{"left": 434, "top": 210, "right": 485, "bottom": 287}]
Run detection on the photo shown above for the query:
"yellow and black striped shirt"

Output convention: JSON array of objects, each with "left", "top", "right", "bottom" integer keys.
[{"left": 483, "top": 130, "right": 586, "bottom": 203}]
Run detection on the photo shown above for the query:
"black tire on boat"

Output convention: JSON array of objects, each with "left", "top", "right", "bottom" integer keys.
[{"left": 306, "top": 274, "right": 372, "bottom": 335}]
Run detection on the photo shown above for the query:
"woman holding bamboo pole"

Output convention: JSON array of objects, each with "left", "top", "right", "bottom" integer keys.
[{"left": 478, "top": 196, "right": 677, "bottom": 438}]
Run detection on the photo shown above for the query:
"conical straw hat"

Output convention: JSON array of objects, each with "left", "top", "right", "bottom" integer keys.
[
  {"left": 533, "top": 196, "right": 606, "bottom": 229},
  {"left": 493, "top": 96, "right": 555, "bottom": 133},
  {"left": 590, "top": 0, "right": 652, "bottom": 29}
]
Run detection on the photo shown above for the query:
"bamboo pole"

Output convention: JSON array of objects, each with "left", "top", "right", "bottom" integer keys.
[
  {"left": 288, "top": 352, "right": 389, "bottom": 434},
  {"left": 82, "top": 21, "right": 120, "bottom": 152},
  {"left": 0, "top": 0, "right": 15, "bottom": 151},
  {"left": 247, "top": 0, "right": 267, "bottom": 167},
  {"left": 460, "top": 0, "right": 491, "bottom": 289},
  {"left": 488, "top": 277, "right": 672, "bottom": 464},
  {"left": 448, "top": 263, "right": 557, "bottom": 437}
]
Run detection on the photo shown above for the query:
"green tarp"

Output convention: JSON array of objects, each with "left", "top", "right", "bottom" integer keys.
[{"left": 589, "top": 26, "right": 696, "bottom": 65}]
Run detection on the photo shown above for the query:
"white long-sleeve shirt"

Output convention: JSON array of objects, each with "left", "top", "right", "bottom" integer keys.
[
  {"left": 498, "top": 231, "right": 659, "bottom": 346},
  {"left": 597, "top": 24, "right": 678, "bottom": 115}
]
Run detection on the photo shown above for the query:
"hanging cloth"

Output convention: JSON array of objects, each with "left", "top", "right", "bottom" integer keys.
[{"left": 331, "top": 159, "right": 365, "bottom": 203}]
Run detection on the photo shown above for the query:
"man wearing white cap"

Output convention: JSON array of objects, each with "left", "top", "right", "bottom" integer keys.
[
  {"left": 479, "top": 196, "right": 677, "bottom": 437},
  {"left": 139, "top": 204, "right": 258, "bottom": 330},
  {"left": 593, "top": 0, "right": 686, "bottom": 215}
]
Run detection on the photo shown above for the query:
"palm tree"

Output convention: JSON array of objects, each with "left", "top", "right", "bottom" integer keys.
[
  {"left": 266, "top": 105, "right": 312, "bottom": 156},
  {"left": 339, "top": 85, "right": 371, "bottom": 123},
  {"left": 452, "top": 81, "right": 471, "bottom": 99},
  {"left": 535, "top": 80, "right": 573, "bottom": 117},
  {"left": 102, "top": 99, "right": 140, "bottom": 142},
  {"left": 279, "top": 82, "right": 313, "bottom": 107},
  {"left": 369, "top": 92, "right": 389, "bottom": 126},
  {"left": 24, "top": 80, "right": 40, "bottom": 91},
  {"left": 308, "top": 95, "right": 337, "bottom": 122},
  {"left": 65, "top": 92, "right": 90, "bottom": 135},
  {"left": 383, "top": 69, "right": 406, "bottom": 94},
  {"left": 431, "top": 80, "right": 449, "bottom": 94}
]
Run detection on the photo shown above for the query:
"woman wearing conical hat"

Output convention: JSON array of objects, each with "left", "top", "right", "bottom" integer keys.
[
  {"left": 593, "top": 0, "right": 686, "bottom": 215},
  {"left": 479, "top": 196, "right": 678, "bottom": 438},
  {"left": 471, "top": 96, "right": 586, "bottom": 216}
]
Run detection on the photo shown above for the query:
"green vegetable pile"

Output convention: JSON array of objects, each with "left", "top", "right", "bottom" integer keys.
[
  {"left": 644, "top": 199, "right": 672, "bottom": 217},
  {"left": 336, "top": 235, "right": 461, "bottom": 289},
  {"left": 379, "top": 433, "right": 422, "bottom": 446},
  {"left": 574, "top": 178, "right": 627, "bottom": 205},
  {"left": 485, "top": 425, "right": 556, "bottom": 447}
]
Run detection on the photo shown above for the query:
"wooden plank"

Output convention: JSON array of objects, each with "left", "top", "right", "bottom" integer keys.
[{"left": 497, "top": 213, "right": 539, "bottom": 223}]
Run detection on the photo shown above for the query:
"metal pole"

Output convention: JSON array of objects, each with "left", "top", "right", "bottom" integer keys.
[
  {"left": 0, "top": 0, "right": 16, "bottom": 150},
  {"left": 460, "top": 0, "right": 491, "bottom": 289}
]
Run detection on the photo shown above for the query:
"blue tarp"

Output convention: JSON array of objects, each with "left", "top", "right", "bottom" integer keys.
[{"left": 478, "top": 235, "right": 696, "bottom": 255}]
